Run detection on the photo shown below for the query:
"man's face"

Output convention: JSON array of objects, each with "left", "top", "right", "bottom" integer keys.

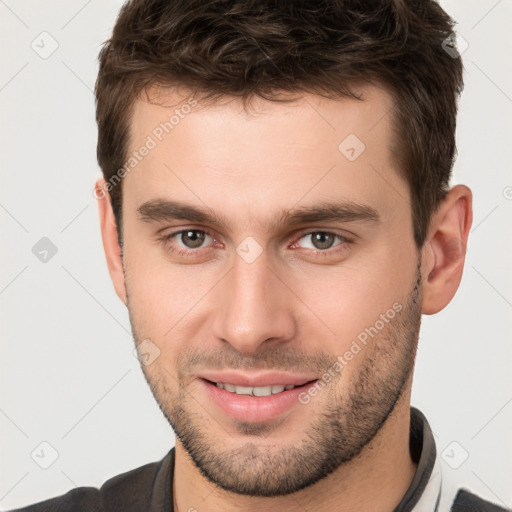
[{"left": 120, "top": 86, "right": 423, "bottom": 496}]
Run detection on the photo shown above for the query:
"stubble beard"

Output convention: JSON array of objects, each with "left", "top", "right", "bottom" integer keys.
[{"left": 127, "top": 261, "right": 423, "bottom": 497}]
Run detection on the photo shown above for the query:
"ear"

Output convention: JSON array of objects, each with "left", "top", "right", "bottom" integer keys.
[
  {"left": 95, "top": 177, "right": 127, "bottom": 305},
  {"left": 421, "top": 184, "right": 473, "bottom": 315}
]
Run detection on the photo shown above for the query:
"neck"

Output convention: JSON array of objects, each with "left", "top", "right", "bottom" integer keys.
[{"left": 173, "top": 390, "right": 416, "bottom": 512}]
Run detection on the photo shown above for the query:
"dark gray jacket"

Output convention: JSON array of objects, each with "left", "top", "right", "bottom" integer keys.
[{"left": 11, "top": 407, "right": 510, "bottom": 512}]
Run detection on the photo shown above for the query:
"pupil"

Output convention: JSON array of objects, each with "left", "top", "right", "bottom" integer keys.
[
  {"left": 183, "top": 230, "right": 205, "bottom": 248},
  {"left": 313, "top": 232, "right": 334, "bottom": 250}
]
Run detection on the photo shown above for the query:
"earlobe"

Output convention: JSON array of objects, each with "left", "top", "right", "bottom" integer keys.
[
  {"left": 95, "top": 178, "right": 127, "bottom": 305},
  {"left": 421, "top": 184, "right": 473, "bottom": 315}
]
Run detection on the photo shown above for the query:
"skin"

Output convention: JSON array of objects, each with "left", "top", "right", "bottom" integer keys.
[{"left": 96, "top": 84, "right": 472, "bottom": 512}]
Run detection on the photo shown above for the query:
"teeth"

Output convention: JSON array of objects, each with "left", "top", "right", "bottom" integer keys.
[
  {"left": 234, "top": 385, "right": 253, "bottom": 395},
  {"left": 215, "top": 382, "right": 297, "bottom": 396},
  {"left": 253, "top": 386, "right": 273, "bottom": 397}
]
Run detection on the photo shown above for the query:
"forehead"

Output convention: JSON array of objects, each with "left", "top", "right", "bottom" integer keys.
[
  {"left": 123, "top": 84, "right": 407, "bottom": 232},
  {"left": 130, "top": 84, "right": 396, "bottom": 156}
]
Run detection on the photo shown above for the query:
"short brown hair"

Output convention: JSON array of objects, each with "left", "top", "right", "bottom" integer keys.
[{"left": 95, "top": 0, "right": 463, "bottom": 249}]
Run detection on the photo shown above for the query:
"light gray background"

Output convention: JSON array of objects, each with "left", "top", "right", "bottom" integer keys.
[{"left": 1, "top": 0, "right": 511, "bottom": 509}]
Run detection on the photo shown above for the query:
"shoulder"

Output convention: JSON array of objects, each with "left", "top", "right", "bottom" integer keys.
[
  {"left": 9, "top": 457, "right": 167, "bottom": 512},
  {"left": 451, "top": 488, "right": 511, "bottom": 512},
  {"left": 8, "top": 487, "right": 101, "bottom": 512}
]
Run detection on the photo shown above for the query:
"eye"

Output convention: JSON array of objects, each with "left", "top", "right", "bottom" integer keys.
[
  {"left": 297, "top": 231, "right": 341, "bottom": 250},
  {"left": 292, "top": 231, "right": 352, "bottom": 256},
  {"left": 174, "top": 229, "right": 211, "bottom": 249},
  {"left": 160, "top": 228, "right": 216, "bottom": 257}
]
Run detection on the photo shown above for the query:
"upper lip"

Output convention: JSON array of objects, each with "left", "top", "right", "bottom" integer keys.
[{"left": 198, "top": 371, "right": 318, "bottom": 388}]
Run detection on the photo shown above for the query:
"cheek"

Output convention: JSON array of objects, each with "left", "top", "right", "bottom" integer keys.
[
  {"left": 289, "top": 250, "right": 414, "bottom": 357},
  {"left": 123, "top": 242, "right": 218, "bottom": 340},
  {"left": 288, "top": 256, "right": 416, "bottom": 380}
]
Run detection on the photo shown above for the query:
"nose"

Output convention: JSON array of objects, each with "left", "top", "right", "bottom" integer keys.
[{"left": 211, "top": 247, "right": 298, "bottom": 354}]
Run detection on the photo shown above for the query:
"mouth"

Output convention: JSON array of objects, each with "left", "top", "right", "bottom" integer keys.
[
  {"left": 199, "top": 378, "right": 320, "bottom": 423},
  {"left": 204, "top": 379, "right": 317, "bottom": 397}
]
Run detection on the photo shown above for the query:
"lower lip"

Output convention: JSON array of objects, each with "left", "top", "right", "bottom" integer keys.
[{"left": 199, "top": 378, "right": 318, "bottom": 423}]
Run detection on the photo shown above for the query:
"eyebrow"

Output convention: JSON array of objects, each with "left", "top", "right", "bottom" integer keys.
[{"left": 137, "top": 198, "right": 381, "bottom": 231}]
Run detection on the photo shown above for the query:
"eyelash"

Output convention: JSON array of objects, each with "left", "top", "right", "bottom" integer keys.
[{"left": 158, "top": 228, "right": 354, "bottom": 259}]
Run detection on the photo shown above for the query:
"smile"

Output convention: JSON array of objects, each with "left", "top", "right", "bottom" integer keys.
[{"left": 214, "top": 382, "right": 298, "bottom": 396}]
